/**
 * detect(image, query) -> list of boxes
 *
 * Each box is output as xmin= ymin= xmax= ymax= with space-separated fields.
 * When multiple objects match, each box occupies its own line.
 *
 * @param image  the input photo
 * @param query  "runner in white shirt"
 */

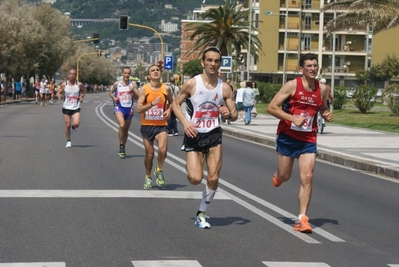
xmin=171 ymin=46 xmax=237 ymax=229
xmin=56 ymin=69 xmax=85 ymax=148
xmin=109 ymin=67 xmax=139 ymax=157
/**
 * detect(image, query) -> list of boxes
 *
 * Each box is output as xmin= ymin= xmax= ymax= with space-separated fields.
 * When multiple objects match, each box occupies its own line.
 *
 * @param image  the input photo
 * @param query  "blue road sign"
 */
xmin=221 ymin=56 xmax=232 ymax=68
xmin=164 ymin=56 xmax=173 ymax=70
xmin=220 ymin=56 xmax=232 ymax=73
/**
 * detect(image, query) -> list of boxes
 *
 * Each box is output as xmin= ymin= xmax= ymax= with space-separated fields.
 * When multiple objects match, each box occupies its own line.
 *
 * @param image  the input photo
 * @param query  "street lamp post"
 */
xmin=246 ymin=0 xmax=253 ymax=81
xmin=282 ymin=0 xmax=288 ymax=84
xmin=129 ymin=23 xmax=164 ymax=60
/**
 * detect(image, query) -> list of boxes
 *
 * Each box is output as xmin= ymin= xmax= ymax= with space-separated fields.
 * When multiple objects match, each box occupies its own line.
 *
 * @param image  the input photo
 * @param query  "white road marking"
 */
xmin=96 ymin=102 xmax=346 ymax=243
xmin=132 ymin=260 xmax=203 ymax=267
xmin=262 ymin=262 xmax=331 ymax=267
xmin=0 ymin=190 xmax=230 ymax=199
xmin=0 ymin=263 xmax=65 ymax=267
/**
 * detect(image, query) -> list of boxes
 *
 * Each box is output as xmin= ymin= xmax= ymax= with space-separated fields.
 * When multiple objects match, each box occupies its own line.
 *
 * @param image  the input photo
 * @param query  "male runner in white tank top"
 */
xmin=172 ymin=46 xmax=238 ymax=229
xmin=56 ymin=68 xmax=85 ymax=148
xmin=109 ymin=66 xmax=139 ymax=157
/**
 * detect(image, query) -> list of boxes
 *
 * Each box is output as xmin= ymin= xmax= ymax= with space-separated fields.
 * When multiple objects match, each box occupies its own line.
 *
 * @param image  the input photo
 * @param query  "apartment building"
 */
xmin=180 ymin=0 xmax=399 ymax=85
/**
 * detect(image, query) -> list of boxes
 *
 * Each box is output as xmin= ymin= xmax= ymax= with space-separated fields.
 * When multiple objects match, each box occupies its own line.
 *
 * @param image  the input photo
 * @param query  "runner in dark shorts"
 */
xmin=181 ymin=127 xmax=223 ymax=154
xmin=140 ymin=125 xmax=168 ymax=142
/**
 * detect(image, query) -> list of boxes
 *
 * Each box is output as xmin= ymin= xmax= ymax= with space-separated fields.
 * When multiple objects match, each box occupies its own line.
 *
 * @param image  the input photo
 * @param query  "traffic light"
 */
xmin=93 ymin=33 xmax=100 ymax=44
xmin=119 ymin=15 xmax=129 ymax=30
xmin=97 ymin=50 xmax=102 ymax=57
xmin=158 ymin=60 xmax=163 ymax=72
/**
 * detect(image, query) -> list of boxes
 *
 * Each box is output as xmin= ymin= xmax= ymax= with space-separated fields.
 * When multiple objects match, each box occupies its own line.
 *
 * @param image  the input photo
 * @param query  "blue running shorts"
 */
xmin=114 ymin=106 xmax=133 ymax=120
xmin=276 ymin=132 xmax=317 ymax=158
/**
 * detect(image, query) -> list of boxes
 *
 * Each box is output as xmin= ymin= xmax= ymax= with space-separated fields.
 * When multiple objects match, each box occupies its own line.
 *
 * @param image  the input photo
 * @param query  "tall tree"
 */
xmin=183 ymin=0 xmax=263 ymax=63
xmin=322 ymin=0 xmax=399 ymax=35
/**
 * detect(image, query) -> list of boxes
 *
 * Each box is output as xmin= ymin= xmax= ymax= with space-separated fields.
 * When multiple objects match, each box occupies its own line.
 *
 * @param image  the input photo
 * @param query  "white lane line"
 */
xmin=218 ymin=179 xmax=345 ymax=243
xmin=262 ymin=262 xmax=331 ymax=267
xmin=0 ymin=263 xmax=65 ymax=267
xmin=132 ymin=260 xmax=203 ymax=267
xmin=0 ymin=190 xmax=230 ymax=199
xmin=387 ymin=265 xmax=399 ymax=267
xmin=96 ymin=103 xmax=346 ymax=243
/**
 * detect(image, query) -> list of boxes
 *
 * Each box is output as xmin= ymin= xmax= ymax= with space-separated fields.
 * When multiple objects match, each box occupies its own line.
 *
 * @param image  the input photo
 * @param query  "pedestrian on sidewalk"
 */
xmin=251 ymin=81 xmax=260 ymax=117
xmin=172 ymin=46 xmax=238 ymax=229
xmin=235 ymin=81 xmax=245 ymax=122
xmin=267 ymin=53 xmax=332 ymax=233
xmin=7 ymin=84 xmax=13 ymax=99
xmin=56 ymin=69 xmax=85 ymax=148
xmin=243 ymin=81 xmax=255 ymax=125
xmin=109 ymin=66 xmax=139 ymax=157
xmin=136 ymin=64 xmax=173 ymax=189
xmin=14 ymin=80 xmax=21 ymax=100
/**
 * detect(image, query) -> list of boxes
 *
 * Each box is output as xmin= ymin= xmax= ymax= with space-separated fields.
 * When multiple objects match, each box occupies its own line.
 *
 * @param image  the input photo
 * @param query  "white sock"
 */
xmin=198 ymin=186 xmax=216 ymax=213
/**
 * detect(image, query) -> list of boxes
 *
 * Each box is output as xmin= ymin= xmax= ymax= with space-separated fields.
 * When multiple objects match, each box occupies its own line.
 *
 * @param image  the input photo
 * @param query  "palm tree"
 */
xmin=322 ymin=0 xmax=399 ymax=35
xmin=183 ymin=0 xmax=263 ymax=64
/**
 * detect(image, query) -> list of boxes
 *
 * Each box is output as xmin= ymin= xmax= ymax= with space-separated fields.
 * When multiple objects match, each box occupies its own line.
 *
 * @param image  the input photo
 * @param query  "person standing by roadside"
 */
xmin=235 ymin=81 xmax=245 ymax=122
xmin=167 ymin=76 xmax=180 ymax=136
xmin=56 ymin=69 xmax=85 ymax=148
xmin=267 ymin=53 xmax=332 ymax=233
xmin=172 ymin=46 xmax=238 ymax=229
xmin=7 ymin=84 xmax=13 ymax=99
xmin=251 ymin=81 xmax=260 ymax=117
xmin=109 ymin=66 xmax=139 ymax=157
xmin=136 ymin=64 xmax=173 ymax=189
xmin=242 ymin=81 xmax=255 ymax=125
xmin=14 ymin=79 xmax=21 ymax=100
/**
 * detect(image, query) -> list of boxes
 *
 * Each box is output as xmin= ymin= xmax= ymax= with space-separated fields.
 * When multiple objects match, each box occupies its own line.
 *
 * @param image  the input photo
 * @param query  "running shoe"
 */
xmin=174 ymin=132 xmax=179 ymax=136
xmin=118 ymin=146 xmax=126 ymax=158
xmin=71 ymin=126 xmax=77 ymax=137
xmin=168 ymin=132 xmax=173 ymax=136
xmin=294 ymin=215 xmax=312 ymax=233
xmin=65 ymin=141 xmax=71 ymax=148
xmin=272 ymin=171 xmax=282 ymax=187
xmin=195 ymin=213 xmax=211 ymax=229
xmin=143 ymin=177 xmax=152 ymax=190
xmin=154 ymin=167 xmax=165 ymax=187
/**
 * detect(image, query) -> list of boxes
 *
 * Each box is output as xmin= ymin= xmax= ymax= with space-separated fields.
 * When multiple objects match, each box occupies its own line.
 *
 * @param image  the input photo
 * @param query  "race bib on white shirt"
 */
xmin=145 ymin=105 xmax=164 ymax=120
xmin=290 ymin=110 xmax=315 ymax=132
xmin=193 ymin=110 xmax=220 ymax=130
xmin=118 ymin=91 xmax=132 ymax=107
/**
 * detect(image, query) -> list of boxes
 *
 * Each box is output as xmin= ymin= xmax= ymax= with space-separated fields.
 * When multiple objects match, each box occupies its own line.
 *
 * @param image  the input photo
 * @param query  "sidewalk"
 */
xmin=2 ymin=97 xmax=398 ymax=179
xmin=221 ymin=113 xmax=399 ymax=180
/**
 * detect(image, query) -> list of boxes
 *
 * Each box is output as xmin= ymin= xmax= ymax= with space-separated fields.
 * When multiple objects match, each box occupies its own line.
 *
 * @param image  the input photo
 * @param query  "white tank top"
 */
xmin=62 ymin=81 xmax=81 ymax=110
xmin=115 ymin=81 xmax=133 ymax=108
xmin=185 ymin=75 xmax=224 ymax=133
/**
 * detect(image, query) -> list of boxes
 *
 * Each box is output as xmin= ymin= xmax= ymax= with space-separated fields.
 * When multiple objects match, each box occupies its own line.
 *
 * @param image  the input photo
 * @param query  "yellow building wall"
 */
xmin=372 ymin=27 xmax=399 ymax=65
xmin=257 ymin=1 xmax=280 ymax=73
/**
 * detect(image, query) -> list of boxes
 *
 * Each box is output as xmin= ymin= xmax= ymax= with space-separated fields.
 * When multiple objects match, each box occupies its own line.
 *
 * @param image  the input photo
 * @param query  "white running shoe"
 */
xmin=71 ymin=127 xmax=76 ymax=137
xmin=65 ymin=141 xmax=71 ymax=148
xmin=195 ymin=213 xmax=211 ymax=229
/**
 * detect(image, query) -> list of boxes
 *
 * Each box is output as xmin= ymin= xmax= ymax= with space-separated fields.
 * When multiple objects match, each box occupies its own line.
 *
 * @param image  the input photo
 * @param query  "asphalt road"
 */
xmin=0 ymin=93 xmax=398 ymax=267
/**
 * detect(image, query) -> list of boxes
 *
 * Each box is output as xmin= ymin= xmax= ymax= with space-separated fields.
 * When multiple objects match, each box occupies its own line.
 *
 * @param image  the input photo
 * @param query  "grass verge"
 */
xmin=256 ymin=102 xmax=399 ymax=134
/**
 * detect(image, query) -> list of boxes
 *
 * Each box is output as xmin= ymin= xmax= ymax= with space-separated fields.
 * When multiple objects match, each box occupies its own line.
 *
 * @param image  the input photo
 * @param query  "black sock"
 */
xmin=72 ymin=125 xmax=75 ymax=130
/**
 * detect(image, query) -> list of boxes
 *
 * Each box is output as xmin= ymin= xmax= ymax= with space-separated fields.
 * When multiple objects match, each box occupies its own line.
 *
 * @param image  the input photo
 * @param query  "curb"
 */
xmin=222 ymin=127 xmax=399 ymax=180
